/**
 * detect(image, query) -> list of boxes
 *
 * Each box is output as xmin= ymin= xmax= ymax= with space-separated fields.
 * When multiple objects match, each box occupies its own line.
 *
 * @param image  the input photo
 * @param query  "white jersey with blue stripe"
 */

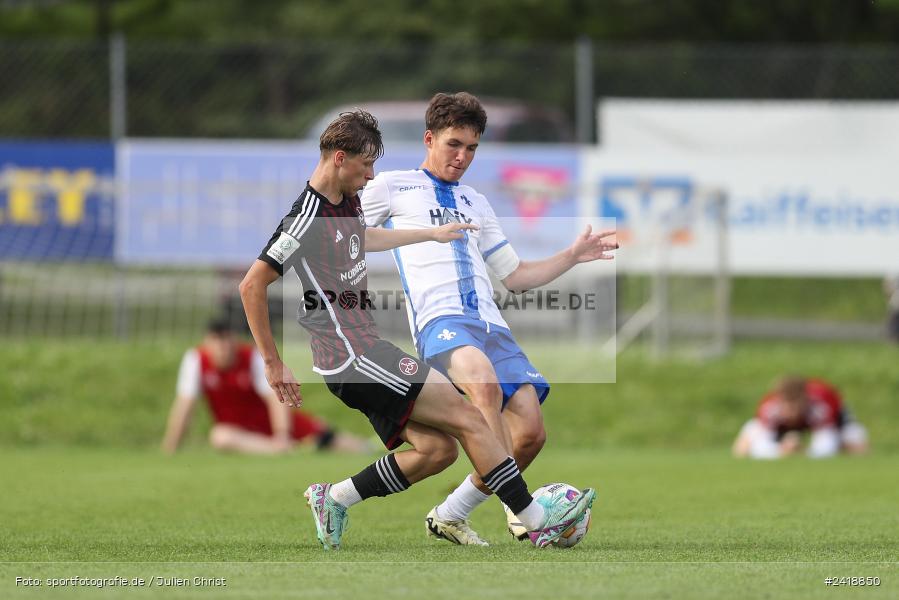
xmin=361 ymin=168 xmax=521 ymax=341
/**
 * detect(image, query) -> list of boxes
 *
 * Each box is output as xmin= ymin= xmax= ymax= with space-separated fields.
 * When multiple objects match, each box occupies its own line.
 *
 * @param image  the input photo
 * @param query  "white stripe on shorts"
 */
xmin=354 ymin=362 xmax=407 ymax=396
xmin=358 ymin=355 xmax=411 ymax=389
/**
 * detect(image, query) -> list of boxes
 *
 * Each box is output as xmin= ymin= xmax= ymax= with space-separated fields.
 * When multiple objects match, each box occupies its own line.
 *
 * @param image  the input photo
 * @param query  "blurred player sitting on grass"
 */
xmin=239 ymin=109 xmax=594 ymax=550
xmin=360 ymin=91 xmax=617 ymax=545
xmin=161 ymin=318 xmax=374 ymax=455
xmin=732 ymin=375 xmax=868 ymax=459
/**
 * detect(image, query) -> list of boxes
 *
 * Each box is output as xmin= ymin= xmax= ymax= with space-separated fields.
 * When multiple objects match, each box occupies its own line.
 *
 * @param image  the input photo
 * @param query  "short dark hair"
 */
xmin=206 ymin=318 xmax=232 ymax=335
xmin=425 ymin=92 xmax=487 ymax=135
xmin=319 ymin=109 xmax=384 ymax=160
xmin=775 ymin=375 xmax=808 ymax=405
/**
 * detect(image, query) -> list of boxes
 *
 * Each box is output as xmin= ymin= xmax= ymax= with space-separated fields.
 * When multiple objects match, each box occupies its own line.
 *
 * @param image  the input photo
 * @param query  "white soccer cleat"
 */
xmin=425 ymin=506 xmax=489 ymax=546
xmin=503 ymin=503 xmax=530 ymax=541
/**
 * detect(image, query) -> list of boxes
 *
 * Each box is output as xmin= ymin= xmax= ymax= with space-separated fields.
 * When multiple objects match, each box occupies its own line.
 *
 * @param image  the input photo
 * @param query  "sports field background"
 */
xmin=3 ymin=4 xmax=899 ymax=596
xmin=1 ymin=331 xmax=897 ymax=599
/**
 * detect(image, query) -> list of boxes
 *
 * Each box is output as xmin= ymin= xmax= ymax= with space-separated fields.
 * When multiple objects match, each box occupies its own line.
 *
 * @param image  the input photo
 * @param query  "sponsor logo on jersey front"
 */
xmin=266 ymin=232 xmax=300 ymax=264
xmin=437 ymin=329 xmax=457 ymax=341
xmin=340 ymin=259 xmax=367 ymax=284
xmin=398 ymin=357 xmax=419 ymax=376
xmin=429 ymin=207 xmax=473 ymax=226
xmin=349 ymin=234 xmax=360 ymax=259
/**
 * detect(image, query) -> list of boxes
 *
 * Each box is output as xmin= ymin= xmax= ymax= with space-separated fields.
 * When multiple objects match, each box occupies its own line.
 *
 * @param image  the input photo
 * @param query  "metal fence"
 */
xmin=1 ymin=39 xmax=894 ymax=342
xmin=3 ymin=39 xmax=899 ymax=140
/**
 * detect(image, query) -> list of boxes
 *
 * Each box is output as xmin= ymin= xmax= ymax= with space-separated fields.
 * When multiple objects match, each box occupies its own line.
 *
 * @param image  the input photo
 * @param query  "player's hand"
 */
xmin=272 ymin=434 xmax=293 ymax=453
xmin=264 ymin=358 xmax=303 ymax=408
xmin=779 ymin=431 xmax=802 ymax=456
xmin=569 ymin=225 xmax=618 ymax=263
xmin=431 ymin=222 xmax=479 ymax=243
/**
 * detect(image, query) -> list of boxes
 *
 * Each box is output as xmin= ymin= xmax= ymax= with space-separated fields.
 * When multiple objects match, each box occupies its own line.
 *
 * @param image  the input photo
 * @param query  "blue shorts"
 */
xmin=417 ymin=315 xmax=550 ymax=408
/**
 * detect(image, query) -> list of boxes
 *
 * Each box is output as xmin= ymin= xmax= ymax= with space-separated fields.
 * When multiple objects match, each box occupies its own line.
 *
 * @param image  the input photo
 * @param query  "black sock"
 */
xmin=350 ymin=453 xmax=411 ymax=500
xmin=482 ymin=456 xmax=531 ymax=514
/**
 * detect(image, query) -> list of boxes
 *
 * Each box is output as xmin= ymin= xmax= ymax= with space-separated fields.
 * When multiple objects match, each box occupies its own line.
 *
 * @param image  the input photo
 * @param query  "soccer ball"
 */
xmin=504 ymin=483 xmax=594 ymax=548
xmin=553 ymin=507 xmax=591 ymax=548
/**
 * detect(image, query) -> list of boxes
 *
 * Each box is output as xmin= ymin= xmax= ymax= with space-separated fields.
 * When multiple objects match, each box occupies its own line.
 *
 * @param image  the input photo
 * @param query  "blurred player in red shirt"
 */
xmin=162 ymin=319 xmax=373 ymax=455
xmin=732 ymin=376 xmax=868 ymax=459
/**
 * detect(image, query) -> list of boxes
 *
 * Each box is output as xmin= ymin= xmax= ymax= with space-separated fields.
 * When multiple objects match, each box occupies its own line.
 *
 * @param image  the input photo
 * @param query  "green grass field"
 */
xmin=1 ymin=448 xmax=896 ymax=599
xmin=1 ymin=339 xmax=897 ymax=598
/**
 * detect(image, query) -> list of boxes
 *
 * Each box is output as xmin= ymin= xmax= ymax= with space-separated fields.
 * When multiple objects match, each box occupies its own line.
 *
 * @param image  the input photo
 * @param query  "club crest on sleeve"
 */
xmin=267 ymin=232 xmax=300 ymax=264
xmin=398 ymin=357 xmax=418 ymax=376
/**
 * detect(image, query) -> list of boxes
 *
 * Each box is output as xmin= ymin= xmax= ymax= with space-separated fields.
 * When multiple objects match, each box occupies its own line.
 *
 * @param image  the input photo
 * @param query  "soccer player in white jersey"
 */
xmin=361 ymin=92 xmax=617 ymax=545
xmin=242 ymin=109 xmax=596 ymax=550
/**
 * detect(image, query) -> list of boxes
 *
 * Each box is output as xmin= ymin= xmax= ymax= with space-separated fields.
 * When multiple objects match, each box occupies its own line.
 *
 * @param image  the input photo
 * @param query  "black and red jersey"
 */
xmin=258 ymin=184 xmax=379 ymax=374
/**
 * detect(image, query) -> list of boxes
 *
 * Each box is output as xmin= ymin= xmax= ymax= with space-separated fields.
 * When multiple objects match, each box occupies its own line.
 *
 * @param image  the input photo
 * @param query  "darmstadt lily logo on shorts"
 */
xmin=398 ymin=357 xmax=418 ymax=376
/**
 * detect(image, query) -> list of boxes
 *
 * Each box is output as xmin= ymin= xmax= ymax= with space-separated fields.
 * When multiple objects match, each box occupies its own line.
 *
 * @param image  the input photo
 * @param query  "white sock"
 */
xmin=516 ymin=500 xmax=546 ymax=531
xmin=328 ymin=479 xmax=362 ymax=508
xmin=435 ymin=475 xmax=490 ymax=521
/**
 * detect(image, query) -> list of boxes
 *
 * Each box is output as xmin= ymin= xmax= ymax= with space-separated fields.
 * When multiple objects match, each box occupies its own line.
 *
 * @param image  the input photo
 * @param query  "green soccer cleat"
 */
xmin=304 ymin=483 xmax=349 ymax=550
xmin=528 ymin=487 xmax=596 ymax=549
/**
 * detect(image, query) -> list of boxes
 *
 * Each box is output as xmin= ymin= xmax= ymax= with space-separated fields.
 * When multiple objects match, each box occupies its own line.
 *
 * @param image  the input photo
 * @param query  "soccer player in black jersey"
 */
xmin=239 ymin=110 xmax=594 ymax=549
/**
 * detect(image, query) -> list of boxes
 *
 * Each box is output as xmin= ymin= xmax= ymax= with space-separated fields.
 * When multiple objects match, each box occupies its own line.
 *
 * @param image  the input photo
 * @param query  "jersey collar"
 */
xmin=421 ymin=168 xmax=459 ymax=187
xmin=306 ymin=181 xmax=347 ymax=206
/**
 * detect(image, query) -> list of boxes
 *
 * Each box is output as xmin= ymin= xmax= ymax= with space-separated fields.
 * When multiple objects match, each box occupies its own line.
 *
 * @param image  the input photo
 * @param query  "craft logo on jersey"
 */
xmin=429 ymin=207 xmax=473 ymax=226
xmin=349 ymin=234 xmax=360 ymax=259
xmin=437 ymin=329 xmax=457 ymax=341
xmin=398 ymin=357 xmax=418 ymax=376
xmin=335 ymin=230 xmax=343 ymax=243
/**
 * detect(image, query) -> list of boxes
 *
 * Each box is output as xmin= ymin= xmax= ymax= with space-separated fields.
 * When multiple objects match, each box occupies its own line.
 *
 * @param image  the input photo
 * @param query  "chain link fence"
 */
xmin=4 ymin=39 xmax=899 ymax=139
xmin=1 ymin=40 xmax=894 ymax=340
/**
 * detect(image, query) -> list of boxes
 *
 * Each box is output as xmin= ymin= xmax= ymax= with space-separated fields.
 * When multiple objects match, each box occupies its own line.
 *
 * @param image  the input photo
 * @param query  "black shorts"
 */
xmin=324 ymin=340 xmax=429 ymax=450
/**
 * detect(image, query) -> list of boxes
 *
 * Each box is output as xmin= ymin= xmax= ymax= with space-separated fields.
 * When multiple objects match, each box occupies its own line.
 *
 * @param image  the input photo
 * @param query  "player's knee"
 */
xmin=419 ymin=435 xmax=459 ymax=475
xmin=467 ymin=382 xmax=503 ymax=412
xmin=515 ymin=423 xmax=546 ymax=459
xmin=430 ymin=438 xmax=459 ymax=472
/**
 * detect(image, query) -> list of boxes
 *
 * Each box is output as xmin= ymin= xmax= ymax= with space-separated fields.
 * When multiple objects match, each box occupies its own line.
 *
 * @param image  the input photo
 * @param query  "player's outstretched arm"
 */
xmin=161 ymin=393 xmax=198 ymax=454
xmin=365 ymin=222 xmax=479 ymax=252
xmin=239 ymin=260 xmax=302 ymax=408
xmin=501 ymin=225 xmax=618 ymax=293
xmin=263 ymin=392 xmax=294 ymax=451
